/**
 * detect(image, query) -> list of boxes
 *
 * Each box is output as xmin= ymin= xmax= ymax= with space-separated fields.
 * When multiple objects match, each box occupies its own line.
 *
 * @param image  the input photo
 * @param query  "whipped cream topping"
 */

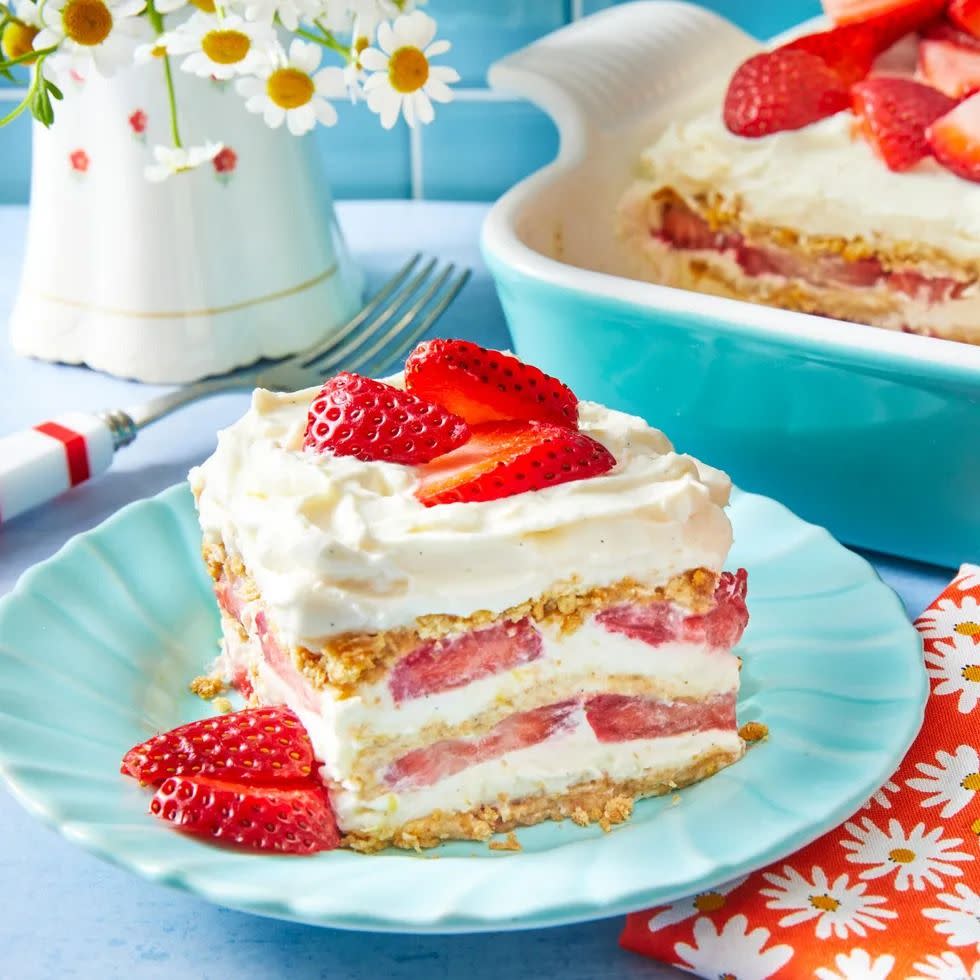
xmin=635 ymin=112 xmax=980 ymax=263
xmin=191 ymin=383 xmax=733 ymax=643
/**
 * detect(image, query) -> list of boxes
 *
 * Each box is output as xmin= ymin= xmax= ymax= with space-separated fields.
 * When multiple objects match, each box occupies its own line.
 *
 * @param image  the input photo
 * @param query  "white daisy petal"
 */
xmin=291 ymin=39 xmax=321 ymax=74
xmin=428 ymin=65 xmax=460 ymax=84
xmin=424 ymin=39 xmax=451 ymax=57
xmin=314 ymin=99 xmax=338 ymax=126
xmin=379 ymin=92 xmax=400 ymax=129
xmin=399 ymin=10 xmax=436 ymax=49
xmin=675 ymin=914 xmax=794 ymax=980
xmin=376 ymin=20 xmax=396 ymax=55
xmin=359 ymin=47 xmax=388 ymax=71
xmin=263 ymin=103 xmax=286 ymax=128
xmin=314 ymin=65 xmax=348 ymax=97
xmin=413 ymin=89 xmax=434 ymax=125
xmin=423 ymin=77 xmax=453 ymax=103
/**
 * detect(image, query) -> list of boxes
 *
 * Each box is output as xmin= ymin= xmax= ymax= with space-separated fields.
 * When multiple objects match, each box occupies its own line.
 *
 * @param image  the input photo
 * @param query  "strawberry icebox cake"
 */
xmin=121 ymin=340 xmax=751 ymax=854
xmin=618 ymin=0 xmax=980 ymax=345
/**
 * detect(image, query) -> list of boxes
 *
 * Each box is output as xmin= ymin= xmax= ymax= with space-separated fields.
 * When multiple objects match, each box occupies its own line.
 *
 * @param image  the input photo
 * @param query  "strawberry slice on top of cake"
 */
xmin=123 ymin=340 xmax=750 ymax=854
xmin=618 ymin=0 xmax=980 ymax=345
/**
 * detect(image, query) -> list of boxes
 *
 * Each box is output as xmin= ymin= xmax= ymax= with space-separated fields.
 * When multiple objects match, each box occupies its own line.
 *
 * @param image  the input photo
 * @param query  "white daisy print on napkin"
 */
xmin=674 ymin=914 xmax=794 ymax=980
xmin=916 ymin=594 xmax=980 ymax=645
xmin=910 ymin=951 xmax=980 ymax=980
xmin=840 ymin=817 xmax=973 ymax=891
xmin=925 ymin=633 xmax=980 ymax=715
xmin=923 ymin=883 xmax=980 ymax=950
xmin=953 ymin=566 xmax=980 ymax=593
xmin=906 ymin=745 xmax=980 ymax=818
xmin=814 ymin=948 xmax=896 ymax=980
xmin=646 ymin=876 xmax=748 ymax=932
xmin=760 ymin=865 xmax=897 ymax=940
xmin=861 ymin=779 xmax=900 ymax=812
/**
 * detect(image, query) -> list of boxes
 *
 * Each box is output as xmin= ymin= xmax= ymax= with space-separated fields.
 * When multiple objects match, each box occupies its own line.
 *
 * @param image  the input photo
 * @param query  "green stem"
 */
xmin=0 ymin=43 xmax=58 ymax=71
xmin=0 ymin=52 xmax=45 ymax=126
xmin=146 ymin=0 xmax=181 ymax=147
xmin=314 ymin=21 xmax=351 ymax=58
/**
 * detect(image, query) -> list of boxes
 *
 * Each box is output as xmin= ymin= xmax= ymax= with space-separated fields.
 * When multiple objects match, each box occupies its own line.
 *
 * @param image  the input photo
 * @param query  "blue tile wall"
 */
xmin=0 ymin=1 xmax=823 ymax=205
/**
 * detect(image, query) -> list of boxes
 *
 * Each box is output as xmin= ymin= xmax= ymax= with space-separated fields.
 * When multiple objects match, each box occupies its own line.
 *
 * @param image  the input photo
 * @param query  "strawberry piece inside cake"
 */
xmin=618 ymin=0 xmax=980 ymax=345
xmin=186 ymin=340 xmax=749 ymax=851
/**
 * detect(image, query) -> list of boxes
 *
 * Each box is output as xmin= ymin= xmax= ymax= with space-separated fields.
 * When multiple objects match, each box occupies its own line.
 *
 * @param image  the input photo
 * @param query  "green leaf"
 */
xmin=46 ymin=79 xmax=63 ymax=101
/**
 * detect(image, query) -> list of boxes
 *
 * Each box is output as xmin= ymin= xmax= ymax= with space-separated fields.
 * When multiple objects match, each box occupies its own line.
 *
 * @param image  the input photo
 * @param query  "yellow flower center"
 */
xmin=693 ymin=891 xmax=727 ymax=913
xmin=354 ymin=35 xmax=369 ymax=55
xmin=962 ymin=773 xmax=980 ymax=792
xmin=266 ymin=67 xmax=314 ymax=109
xmin=1 ymin=21 xmax=39 ymax=61
xmin=388 ymin=45 xmax=428 ymax=93
xmin=957 ymin=620 xmax=980 ymax=638
xmin=201 ymin=29 xmax=250 ymax=65
xmin=963 ymin=664 xmax=980 ymax=681
xmin=809 ymin=894 xmax=840 ymax=912
xmin=61 ymin=0 xmax=113 ymax=46
xmin=971 ymin=817 xmax=980 ymax=835
xmin=189 ymin=0 xmax=215 ymax=11
xmin=889 ymin=847 xmax=916 ymax=864
xmin=150 ymin=43 xmax=166 ymax=58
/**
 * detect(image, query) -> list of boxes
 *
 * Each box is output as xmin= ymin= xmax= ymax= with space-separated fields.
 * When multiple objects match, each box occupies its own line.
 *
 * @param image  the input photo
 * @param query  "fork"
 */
xmin=0 ymin=255 xmax=470 ymax=525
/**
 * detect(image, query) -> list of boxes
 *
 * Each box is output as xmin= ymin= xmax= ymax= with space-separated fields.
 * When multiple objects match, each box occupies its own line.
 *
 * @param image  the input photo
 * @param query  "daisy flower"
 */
xmin=840 ymin=817 xmax=973 ymax=891
xmin=861 ymin=779 xmax=899 ymax=811
xmin=925 ymin=633 xmax=980 ymax=714
xmin=646 ymin=876 xmax=749 ymax=932
xmin=911 ymin=952 xmax=980 ymax=980
xmin=360 ymin=9 xmax=458 ymax=128
xmin=34 ymin=0 xmax=145 ymax=79
xmin=916 ymin=595 xmax=980 ymax=644
xmin=923 ymin=883 xmax=980 ymax=949
xmin=674 ymin=914 xmax=794 ymax=980
xmin=162 ymin=12 xmax=275 ymax=81
xmin=145 ymin=141 xmax=223 ymax=181
xmin=954 ymin=565 xmax=980 ymax=593
xmin=815 ymin=948 xmax=896 ymax=980
xmin=907 ymin=744 xmax=980 ymax=818
xmin=760 ymin=865 xmax=896 ymax=940
xmin=236 ymin=39 xmax=346 ymax=135
xmin=240 ymin=0 xmax=320 ymax=32
xmin=1 ymin=1 xmax=42 ymax=62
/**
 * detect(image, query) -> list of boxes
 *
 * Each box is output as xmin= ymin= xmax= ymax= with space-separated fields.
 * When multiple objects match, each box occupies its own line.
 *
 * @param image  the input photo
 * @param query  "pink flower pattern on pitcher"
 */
xmin=213 ymin=146 xmax=237 ymax=184
xmin=69 ymin=149 xmax=89 ymax=175
xmin=128 ymin=109 xmax=147 ymax=143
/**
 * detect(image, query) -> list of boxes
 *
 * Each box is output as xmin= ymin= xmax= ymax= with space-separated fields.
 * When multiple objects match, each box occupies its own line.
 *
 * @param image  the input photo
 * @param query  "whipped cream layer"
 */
xmin=191 ymin=385 xmax=733 ymax=643
xmin=632 ymin=112 xmax=980 ymax=263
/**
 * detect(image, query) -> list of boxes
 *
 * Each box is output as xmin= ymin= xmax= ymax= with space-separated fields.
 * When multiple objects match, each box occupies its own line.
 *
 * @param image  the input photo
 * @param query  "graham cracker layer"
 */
xmin=342 ymin=743 xmax=744 ymax=852
xmin=624 ymin=187 xmax=980 ymax=345
xmin=203 ymin=540 xmax=719 ymax=693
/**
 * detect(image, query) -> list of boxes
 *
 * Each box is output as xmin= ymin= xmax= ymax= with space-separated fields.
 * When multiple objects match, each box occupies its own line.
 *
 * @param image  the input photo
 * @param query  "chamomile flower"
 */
xmin=163 ymin=12 xmax=275 ymax=81
xmin=240 ymin=0 xmax=320 ymax=32
xmin=646 ymin=876 xmax=749 ymax=932
xmin=360 ymin=10 xmax=457 ymax=128
xmin=911 ymin=952 xmax=980 ymax=980
xmin=236 ymin=39 xmax=346 ymax=135
xmin=814 ymin=949 xmax=896 ymax=980
xmin=674 ymin=915 xmax=794 ymax=980
xmin=923 ymin=883 xmax=980 ymax=949
xmin=954 ymin=565 xmax=980 ymax=592
xmin=907 ymin=744 xmax=980 ymax=818
xmin=145 ymin=141 xmax=223 ymax=182
xmin=35 ymin=0 xmax=146 ymax=79
xmin=1 ymin=2 xmax=42 ymax=62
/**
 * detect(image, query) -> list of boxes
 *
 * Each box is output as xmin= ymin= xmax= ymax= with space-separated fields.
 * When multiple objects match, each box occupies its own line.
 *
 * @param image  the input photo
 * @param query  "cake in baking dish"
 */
xmin=618 ymin=0 xmax=980 ymax=346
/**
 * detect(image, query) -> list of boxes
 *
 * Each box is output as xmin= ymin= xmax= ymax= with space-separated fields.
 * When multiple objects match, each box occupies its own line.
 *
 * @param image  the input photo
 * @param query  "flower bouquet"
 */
xmin=0 ymin=0 xmax=458 ymax=178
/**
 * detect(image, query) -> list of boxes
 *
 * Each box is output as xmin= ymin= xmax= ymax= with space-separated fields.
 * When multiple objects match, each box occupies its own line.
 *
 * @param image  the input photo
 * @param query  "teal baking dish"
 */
xmin=482 ymin=1 xmax=980 ymax=567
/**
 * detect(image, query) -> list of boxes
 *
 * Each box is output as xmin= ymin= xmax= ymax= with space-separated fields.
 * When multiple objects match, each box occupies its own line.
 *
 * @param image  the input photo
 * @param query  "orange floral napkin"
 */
xmin=621 ymin=564 xmax=980 ymax=979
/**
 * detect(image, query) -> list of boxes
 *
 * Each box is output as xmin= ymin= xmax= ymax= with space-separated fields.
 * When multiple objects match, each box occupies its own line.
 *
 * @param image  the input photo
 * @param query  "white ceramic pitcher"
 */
xmin=9 ymin=62 xmax=363 ymax=383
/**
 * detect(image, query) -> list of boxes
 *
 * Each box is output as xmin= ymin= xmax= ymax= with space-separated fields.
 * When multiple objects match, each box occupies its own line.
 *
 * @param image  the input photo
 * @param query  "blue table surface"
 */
xmin=0 ymin=202 xmax=955 ymax=979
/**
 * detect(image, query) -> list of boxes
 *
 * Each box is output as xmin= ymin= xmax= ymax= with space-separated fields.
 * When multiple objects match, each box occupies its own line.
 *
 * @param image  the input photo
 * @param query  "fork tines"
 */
xmin=300 ymin=255 xmax=471 ymax=380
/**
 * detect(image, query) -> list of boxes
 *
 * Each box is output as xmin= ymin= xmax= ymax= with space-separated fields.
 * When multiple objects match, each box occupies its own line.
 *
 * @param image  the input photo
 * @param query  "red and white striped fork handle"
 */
xmin=0 ymin=413 xmax=115 ymax=524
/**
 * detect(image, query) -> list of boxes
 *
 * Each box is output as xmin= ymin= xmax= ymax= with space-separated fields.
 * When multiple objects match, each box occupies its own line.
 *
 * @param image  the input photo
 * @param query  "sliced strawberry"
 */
xmin=389 ymin=618 xmax=543 ymax=703
xmin=150 ymin=774 xmax=340 ymax=853
xmin=121 ymin=706 xmax=316 ymax=787
xmin=384 ymin=699 xmax=579 ymax=791
xmin=659 ymin=201 xmax=735 ymax=250
xmin=723 ymin=50 xmax=851 ymax=138
xmin=823 ymin=0 xmax=944 ymax=30
xmin=404 ymin=339 xmax=579 ymax=429
xmin=230 ymin=667 xmax=254 ymax=701
xmin=921 ymin=14 xmax=980 ymax=50
xmin=781 ymin=24 xmax=883 ymax=86
xmin=917 ymin=38 xmax=980 ymax=98
xmin=414 ymin=420 xmax=615 ymax=507
xmin=949 ymin=0 xmax=980 ymax=39
xmin=584 ymin=692 xmax=737 ymax=743
xmin=303 ymin=372 xmax=469 ymax=465
xmin=596 ymin=570 xmax=749 ymax=650
xmin=928 ymin=90 xmax=980 ymax=180
xmin=851 ymin=77 xmax=955 ymax=170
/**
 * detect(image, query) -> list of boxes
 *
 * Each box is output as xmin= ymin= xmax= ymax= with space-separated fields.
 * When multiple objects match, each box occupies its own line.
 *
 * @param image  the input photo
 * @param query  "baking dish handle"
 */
xmin=487 ymin=0 xmax=759 ymax=163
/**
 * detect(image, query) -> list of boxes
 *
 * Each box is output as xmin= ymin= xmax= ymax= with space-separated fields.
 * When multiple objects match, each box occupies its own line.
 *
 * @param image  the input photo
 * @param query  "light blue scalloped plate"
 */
xmin=0 ymin=483 xmax=925 ymax=933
